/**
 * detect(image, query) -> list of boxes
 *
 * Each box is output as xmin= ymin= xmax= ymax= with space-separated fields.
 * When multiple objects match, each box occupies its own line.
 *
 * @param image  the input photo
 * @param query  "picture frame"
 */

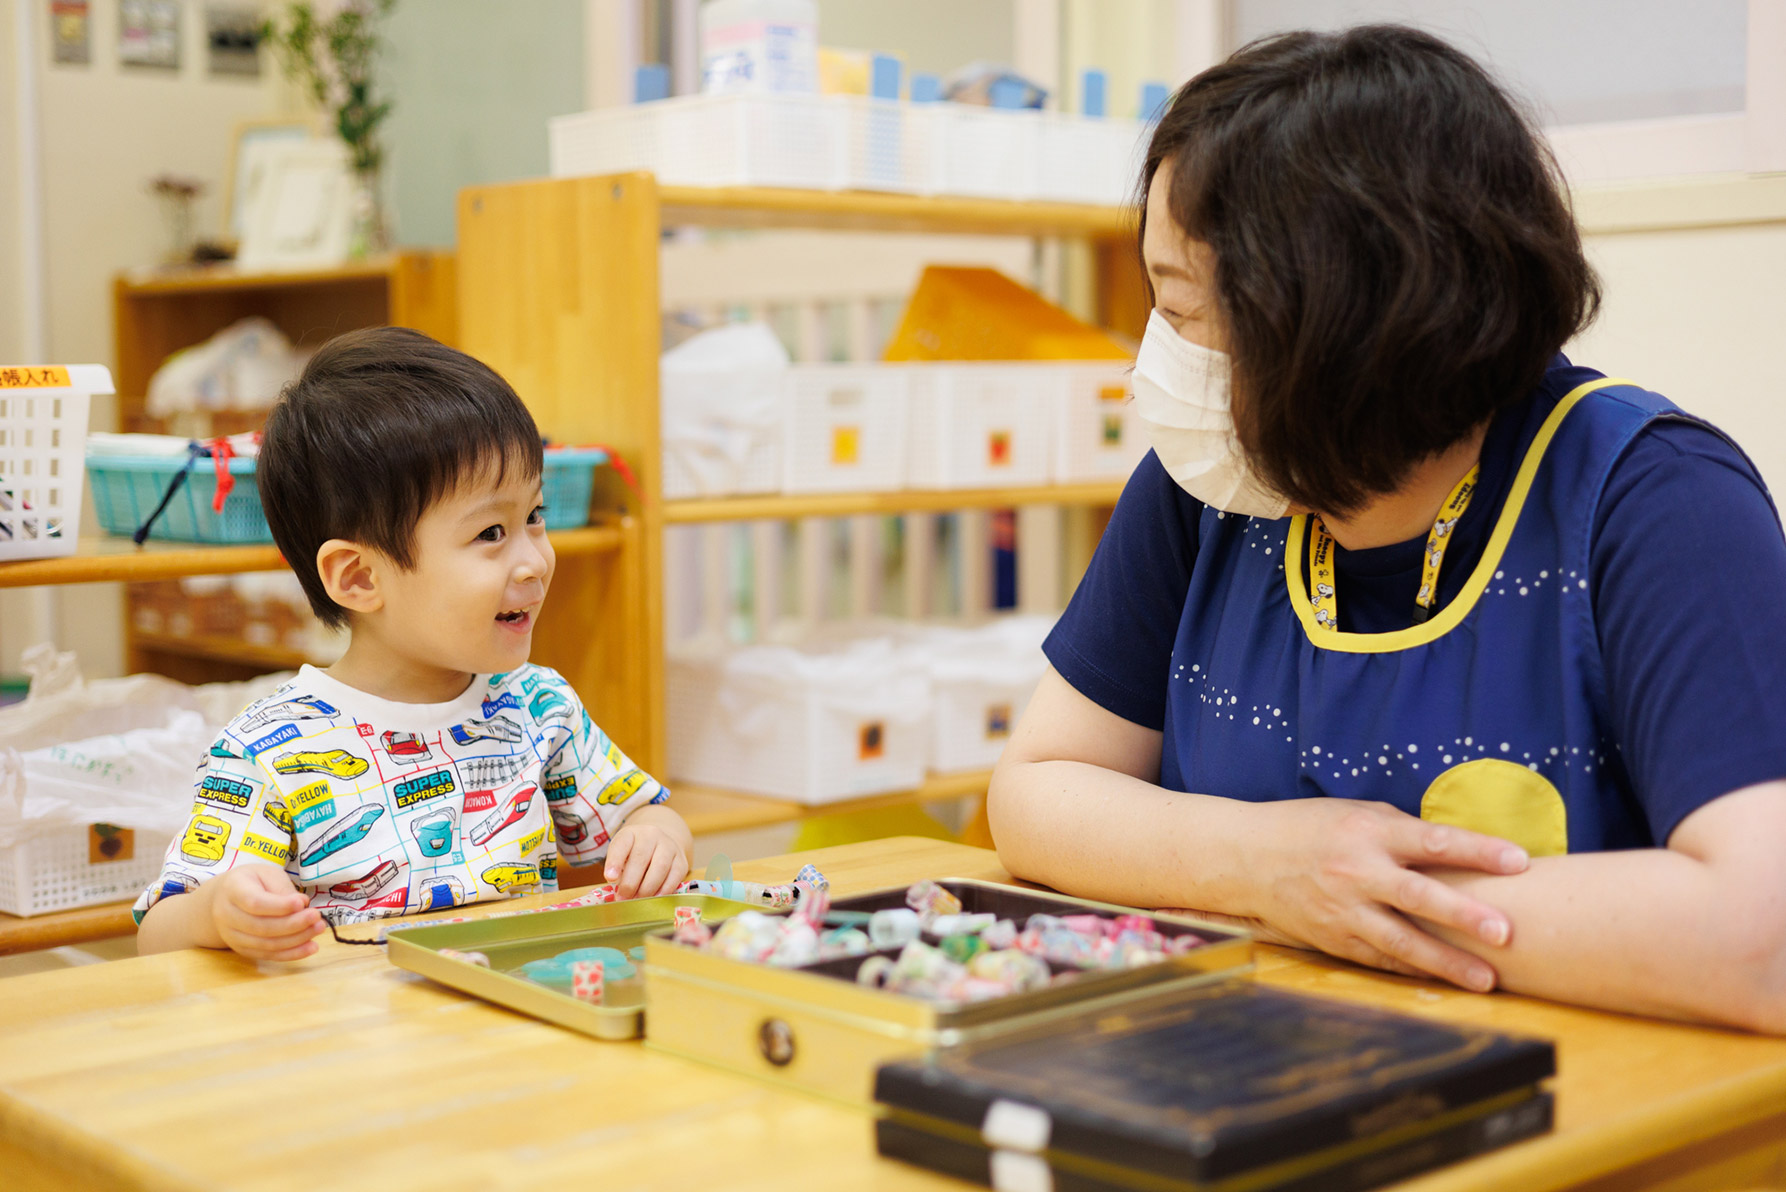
xmin=221 ymin=117 xmax=320 ymax=246
xmin=235 ymin=137 xmax=355 ymax=272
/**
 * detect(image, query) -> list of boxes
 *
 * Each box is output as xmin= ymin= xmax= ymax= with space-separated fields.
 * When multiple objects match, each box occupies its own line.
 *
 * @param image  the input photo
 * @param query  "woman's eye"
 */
xmin=476 ymin=524 xmax=505 ymax=543
xmin=528 ymin=505 xmax=547 ymax=525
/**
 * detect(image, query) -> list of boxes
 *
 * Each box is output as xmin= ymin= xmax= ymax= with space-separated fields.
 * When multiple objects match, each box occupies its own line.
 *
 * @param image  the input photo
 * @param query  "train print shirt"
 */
xmin=132 ymin=664 xmax=667 ymax=924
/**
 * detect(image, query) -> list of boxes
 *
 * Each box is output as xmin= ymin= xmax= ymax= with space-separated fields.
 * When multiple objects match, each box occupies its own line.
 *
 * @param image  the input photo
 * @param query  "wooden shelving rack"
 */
xmin=456 ymin=173 xmax=1145 ymax=789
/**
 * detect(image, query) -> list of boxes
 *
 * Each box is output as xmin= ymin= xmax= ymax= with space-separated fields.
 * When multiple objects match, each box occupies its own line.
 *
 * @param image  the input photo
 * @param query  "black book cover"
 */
xmin=876 ymin=1090 xmax=1554 ymax=1192
xmin=874 ymin=982 xmax=1555 ymax=1184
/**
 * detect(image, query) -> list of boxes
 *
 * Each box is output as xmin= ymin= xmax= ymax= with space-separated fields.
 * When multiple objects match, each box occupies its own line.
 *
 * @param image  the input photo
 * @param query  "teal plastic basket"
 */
xmin=86 ymin=446 xmax=610 ymax=543
xmin=540 ymin=447 xmax=608 ymax=529
xmin=85 ymin=453 xmax=272 ymax=544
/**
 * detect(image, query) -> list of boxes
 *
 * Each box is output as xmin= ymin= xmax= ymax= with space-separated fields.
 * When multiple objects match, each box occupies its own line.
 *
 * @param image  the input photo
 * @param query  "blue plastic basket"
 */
xmin=85 ymin=453 xmax=272 ymax=544
xmin=540 ymin=447 xmax=609 ymax=530
xmin=86 ymin=446 xmax=611 ymax=544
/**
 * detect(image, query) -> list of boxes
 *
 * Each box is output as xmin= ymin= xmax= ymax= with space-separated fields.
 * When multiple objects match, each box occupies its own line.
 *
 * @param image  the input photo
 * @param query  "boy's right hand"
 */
xmin=209 ymin=864 xmax=326 ymax=961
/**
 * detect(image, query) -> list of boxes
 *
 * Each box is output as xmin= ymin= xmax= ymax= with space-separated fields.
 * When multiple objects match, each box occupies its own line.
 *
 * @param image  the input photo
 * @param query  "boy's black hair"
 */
xmin=257 ymin=327 xmax=543 ymax=628
xmin=1140 ymin=24 xmax=1601 ymax=516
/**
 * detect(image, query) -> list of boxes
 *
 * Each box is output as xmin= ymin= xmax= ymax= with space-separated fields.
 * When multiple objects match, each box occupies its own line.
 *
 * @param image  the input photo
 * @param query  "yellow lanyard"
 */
xmin=1307 ymin=465 xmax=1479 ymax=632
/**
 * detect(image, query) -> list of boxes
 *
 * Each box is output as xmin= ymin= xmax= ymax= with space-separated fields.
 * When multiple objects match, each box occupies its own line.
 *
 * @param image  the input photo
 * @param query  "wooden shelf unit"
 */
xmin=113 ymin=251 xmax=458 ymax=433
xmin=458 ymin=174 xmax=1147 ymax=782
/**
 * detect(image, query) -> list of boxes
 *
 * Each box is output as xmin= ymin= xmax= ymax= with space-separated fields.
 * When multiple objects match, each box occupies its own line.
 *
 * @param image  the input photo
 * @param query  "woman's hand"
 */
xmin=209 ymin=864 xmax=326 ymax=962
xmin=1241 ymin=799 xmax=1529 ymax=990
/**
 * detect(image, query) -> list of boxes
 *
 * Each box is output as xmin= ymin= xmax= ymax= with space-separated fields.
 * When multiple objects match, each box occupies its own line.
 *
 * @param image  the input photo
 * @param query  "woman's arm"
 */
xmin=990 ymin=669 xmax=1528 ymax=991
xmin=1421 ymin=780 xmax=1786 ymax=1031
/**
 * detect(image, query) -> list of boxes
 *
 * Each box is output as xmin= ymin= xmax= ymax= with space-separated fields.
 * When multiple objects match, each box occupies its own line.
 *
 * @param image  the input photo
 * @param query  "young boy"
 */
xmin=136 ymin=327 xmax=690 ymax=962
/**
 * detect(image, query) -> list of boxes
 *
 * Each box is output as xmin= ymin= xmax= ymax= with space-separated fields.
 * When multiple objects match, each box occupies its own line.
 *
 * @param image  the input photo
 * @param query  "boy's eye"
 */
xmin=476 ymin=524 xmax=505 ymax=543
xmin=528 ymin=505 xmax=547 ymax=525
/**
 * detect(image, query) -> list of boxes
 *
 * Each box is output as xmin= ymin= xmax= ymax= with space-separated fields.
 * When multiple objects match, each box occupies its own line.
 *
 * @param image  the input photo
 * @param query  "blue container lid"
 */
xmin=85 ymin=452 xmax=259 ymax=474
xmin=542 ymin=447 xmax=609 ymax=466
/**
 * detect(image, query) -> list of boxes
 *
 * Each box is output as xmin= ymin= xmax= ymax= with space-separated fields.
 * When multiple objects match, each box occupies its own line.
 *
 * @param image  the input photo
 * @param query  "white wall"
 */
xmin=0 ymin=0 xmax=288 ymax=681
xmin=37 ymin=0 xmax=285 ymax=366
xmin=0 ymin=1 xmax=25 ymax=366
xmin=1573 ymin=202 xmax=1786 ymax=495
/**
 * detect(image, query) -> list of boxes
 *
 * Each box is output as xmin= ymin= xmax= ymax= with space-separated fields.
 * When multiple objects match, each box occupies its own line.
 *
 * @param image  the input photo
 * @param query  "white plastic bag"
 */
xmin=145 ymin=316 xmax=310 ymax=415
xmin=0 ymin=645 xmax=293 ymax=846
xmin=661 ymin=322 xmax=789 ymax=496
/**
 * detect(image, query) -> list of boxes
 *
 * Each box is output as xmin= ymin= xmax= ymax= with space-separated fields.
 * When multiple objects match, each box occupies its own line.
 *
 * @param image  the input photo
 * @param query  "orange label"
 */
xmin=0 ymin=367 xmax=71 ymax=389
xmin=1097 ymin=383 xmax=1127 ymax=404
xmin=831 ymin=426 xmax=861 ymax=466
xmin=88 ymin=823 xmax=135 ymax=864
xmin=987 ymin=430 xmax=1012 ymax=467
xmin=858 ymin=721 xmax=885 ymax=761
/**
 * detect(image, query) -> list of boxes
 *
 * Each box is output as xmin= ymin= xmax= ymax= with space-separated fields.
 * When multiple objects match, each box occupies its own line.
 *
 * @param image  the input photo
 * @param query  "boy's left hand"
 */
xmin=606 ymin=823 xmax=690 ymax=898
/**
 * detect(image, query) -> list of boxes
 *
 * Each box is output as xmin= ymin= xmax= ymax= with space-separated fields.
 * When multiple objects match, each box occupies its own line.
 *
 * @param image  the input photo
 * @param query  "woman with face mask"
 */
xmin=988 ymin=25 xmax=1786 ymax=1032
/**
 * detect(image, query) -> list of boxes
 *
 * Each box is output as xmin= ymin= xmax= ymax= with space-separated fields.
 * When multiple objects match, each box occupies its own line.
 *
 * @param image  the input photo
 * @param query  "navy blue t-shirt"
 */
xmin=1045 ymin=367 xmax=1786 ymax=844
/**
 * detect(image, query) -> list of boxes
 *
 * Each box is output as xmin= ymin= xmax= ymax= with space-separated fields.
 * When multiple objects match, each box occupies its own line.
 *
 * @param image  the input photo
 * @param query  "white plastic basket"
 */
xmin=667 ymin=639 xmax=931 ymax=803
xmin=1054 ymin=360 xmax=1148 ymax=482
xmin=906 ymin=363 xmax=1056 ymax=490
xmin=935 ymin=105 xmax=1041 ymax=200
xmin=1036 ymin=114 xmax=1147 ymax=206
xmin=551 ymin=92 xmax=844 ymax=190
xmin=0 ymin=365 xmax=111 ymax=562
xmin=0 ymin=826 xmax=171 ymax=916
xmin=837 ymin=95 xmax=935 ymax=193
xmin=783 ymin=363 xmax=909 ymax=493
xmin=909 ymin=616 xmax=1051 ymax=774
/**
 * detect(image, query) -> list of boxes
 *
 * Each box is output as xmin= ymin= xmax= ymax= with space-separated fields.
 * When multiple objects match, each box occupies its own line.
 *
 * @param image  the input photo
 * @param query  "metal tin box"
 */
xmin=386 ymin=894 xmax=752 ymax=1040
xmin=642 ymin=879 xmax=1254 ymax=1105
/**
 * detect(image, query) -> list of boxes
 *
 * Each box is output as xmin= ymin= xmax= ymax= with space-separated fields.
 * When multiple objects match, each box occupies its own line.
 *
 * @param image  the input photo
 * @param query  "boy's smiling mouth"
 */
xmin=496 ymin=605 xmax=536 ymax=630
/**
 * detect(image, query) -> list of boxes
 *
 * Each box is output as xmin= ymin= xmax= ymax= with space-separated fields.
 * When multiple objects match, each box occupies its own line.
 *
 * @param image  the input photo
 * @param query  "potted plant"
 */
xmin=260 ymin=0 xmax=397 ymax=257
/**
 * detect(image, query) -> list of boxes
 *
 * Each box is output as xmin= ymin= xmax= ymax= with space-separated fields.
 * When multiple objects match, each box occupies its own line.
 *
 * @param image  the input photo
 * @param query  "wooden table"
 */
xmin=2 ymin=838 xmax=1783 ymax=1191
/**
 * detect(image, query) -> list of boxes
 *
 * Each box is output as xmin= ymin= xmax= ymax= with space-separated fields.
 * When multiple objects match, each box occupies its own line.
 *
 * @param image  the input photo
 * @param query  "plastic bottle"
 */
xmin=698 ymin=0 xmax=819 ymax=94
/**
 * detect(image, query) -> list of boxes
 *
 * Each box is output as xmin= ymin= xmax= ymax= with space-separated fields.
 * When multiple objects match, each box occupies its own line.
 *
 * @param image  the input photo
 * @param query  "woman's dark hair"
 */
xmin=1141 ymin=25 xmax=1600 ymax=514
xmin=258 ymin=326 xmax=543 ymax=628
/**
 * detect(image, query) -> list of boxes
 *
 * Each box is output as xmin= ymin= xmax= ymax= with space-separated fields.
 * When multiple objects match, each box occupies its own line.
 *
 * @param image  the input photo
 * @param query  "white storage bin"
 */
xmin=1054 ymin=360 xmax=1148 ymax=482
xmin=837 ymin=95 xmax=935 ymax=193
xmin=912 ymin=616 xmax=1051 ymax=774
xmin=934 ymin=105 xmax=1041 ymax=200
xmin=550 ymin=93 xmax=843 ymax=190
xmin=0 ymin=826 xmax=172 ymax=916
xmin=667 ymin=638 xmax=931 ymax=803
xmin=906 ymin=363 xmax=1055 ymax=490
xmin=782 ymin=363 xmax=909 ymax=493
xmin=660 ymin=323 xmax=787 ymax=499
xmin=0 ymin=365 xmax=111 ymax=562
xmin=1036 ymin=114 xmax=1147 ymax=206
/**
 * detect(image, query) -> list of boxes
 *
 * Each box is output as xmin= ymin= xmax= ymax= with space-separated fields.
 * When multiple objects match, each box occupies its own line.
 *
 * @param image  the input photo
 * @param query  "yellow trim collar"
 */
xmin=1284 ymin=377 xmax=1632 ymax=654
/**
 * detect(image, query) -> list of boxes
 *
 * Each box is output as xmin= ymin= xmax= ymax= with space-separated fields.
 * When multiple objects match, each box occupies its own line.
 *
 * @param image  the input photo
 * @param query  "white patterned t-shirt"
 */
xmin=132 ymin=664 xmax=666 ymax=924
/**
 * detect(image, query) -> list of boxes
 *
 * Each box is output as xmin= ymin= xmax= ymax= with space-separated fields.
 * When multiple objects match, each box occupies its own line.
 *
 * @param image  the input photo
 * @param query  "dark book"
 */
xmin=874 ymin=982 xmax=1555 ymax=1187
xmin=877 ymin=1090 xmax=1554 ymax=1192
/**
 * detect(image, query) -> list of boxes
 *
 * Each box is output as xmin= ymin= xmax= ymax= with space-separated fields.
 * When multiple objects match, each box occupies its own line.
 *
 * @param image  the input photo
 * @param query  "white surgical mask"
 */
xmin=1130 ymin=310 xmax=1290 ymax=519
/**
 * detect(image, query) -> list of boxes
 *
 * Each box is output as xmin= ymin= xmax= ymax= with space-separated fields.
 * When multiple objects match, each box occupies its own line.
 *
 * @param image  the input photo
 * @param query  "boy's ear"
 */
xmin=316 ymin=539 xmax=383 ymax=616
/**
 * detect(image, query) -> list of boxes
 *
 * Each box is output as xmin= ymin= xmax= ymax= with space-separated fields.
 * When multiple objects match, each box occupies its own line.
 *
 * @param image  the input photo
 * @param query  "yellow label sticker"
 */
xmin=831 ymin=425 xmax=861 ymax=466
xmin=288 ymin=780 xmax=333 ymax=812
xmin=88 ymin=823 xmax=135 ymax=864
xmin=519 ymin=826 xmax=546 ymax=856
xmin=0 ymin=366 xmax=70 ymax=389
xmin=1097 ymin=383 xmax=1127 ymax=404
xmin=240 ymin=832 xmax=293 ymax=865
